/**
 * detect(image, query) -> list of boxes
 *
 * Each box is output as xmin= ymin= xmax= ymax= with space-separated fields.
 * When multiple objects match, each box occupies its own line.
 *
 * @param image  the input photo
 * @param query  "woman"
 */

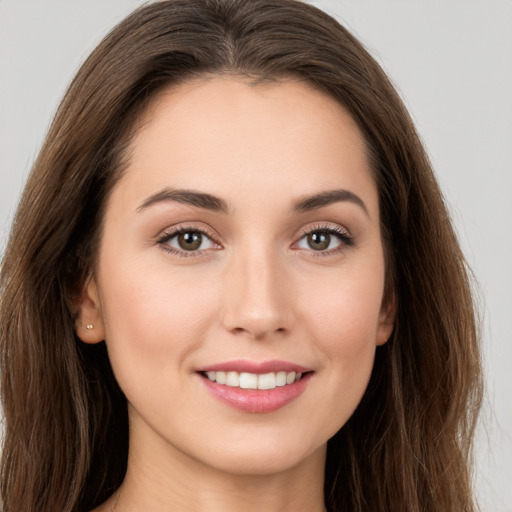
xmin=0 ymin=1 xmax=482 ymax=511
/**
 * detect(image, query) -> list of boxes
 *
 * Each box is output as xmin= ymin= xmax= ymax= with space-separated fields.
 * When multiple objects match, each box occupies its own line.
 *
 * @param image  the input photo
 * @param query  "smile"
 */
xmin=204 ymin=370 xmax=302 ymax=390
xmin=198 ymin=360 xmax=313 ymax=413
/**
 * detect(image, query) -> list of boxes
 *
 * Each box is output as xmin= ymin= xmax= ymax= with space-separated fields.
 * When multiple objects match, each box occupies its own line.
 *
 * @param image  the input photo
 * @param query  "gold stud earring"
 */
xmin=86 ymin=324 xmax=94 ymax=330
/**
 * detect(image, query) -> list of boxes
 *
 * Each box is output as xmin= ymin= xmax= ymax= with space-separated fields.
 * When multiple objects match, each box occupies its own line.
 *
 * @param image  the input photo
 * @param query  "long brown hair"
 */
xmin=0 ymin=1 xmax=482 ymax=511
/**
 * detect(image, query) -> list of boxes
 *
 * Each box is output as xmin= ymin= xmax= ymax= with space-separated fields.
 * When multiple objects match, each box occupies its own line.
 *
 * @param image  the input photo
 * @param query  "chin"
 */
xmin=205 ymin=441 xmax=326 ymax=477
xmin=180 ymin=423 xmax=331 ymax=478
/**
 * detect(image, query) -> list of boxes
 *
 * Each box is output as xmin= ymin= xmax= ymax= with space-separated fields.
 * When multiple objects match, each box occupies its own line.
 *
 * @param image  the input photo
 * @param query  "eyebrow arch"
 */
xmin=292 ymin=189 xmax=369 ymax=217
xmin=137 ymin=188 xmax=229 ymax=214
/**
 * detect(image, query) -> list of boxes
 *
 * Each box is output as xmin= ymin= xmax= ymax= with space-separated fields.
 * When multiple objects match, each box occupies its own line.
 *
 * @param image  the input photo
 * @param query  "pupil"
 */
xmin=308 ymin=232 xmax=330 ymax=250
xmin=178 ymin=231 xmax=202 ymax=250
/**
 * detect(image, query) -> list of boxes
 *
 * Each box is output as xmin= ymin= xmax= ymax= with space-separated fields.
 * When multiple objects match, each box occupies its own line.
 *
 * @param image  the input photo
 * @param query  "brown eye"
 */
xmin=307 ymin=232 xmax=330 ymax=251
xmin=160 ymin=228 xmax=218 ymax=255
xmin=177 ymin=231 xmax=203 ymax=251
xmin=295 ymin=227 xmax=352 ymax=253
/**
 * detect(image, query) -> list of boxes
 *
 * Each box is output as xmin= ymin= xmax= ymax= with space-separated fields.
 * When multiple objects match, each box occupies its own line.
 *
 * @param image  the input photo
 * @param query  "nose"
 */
xmin=221 ymin=246 xmax=295 ymax=341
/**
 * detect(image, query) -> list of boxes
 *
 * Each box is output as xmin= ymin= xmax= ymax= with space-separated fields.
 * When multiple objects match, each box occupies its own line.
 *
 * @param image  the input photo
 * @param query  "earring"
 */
xmin=86 ymin=324 xmax=94 ymax=330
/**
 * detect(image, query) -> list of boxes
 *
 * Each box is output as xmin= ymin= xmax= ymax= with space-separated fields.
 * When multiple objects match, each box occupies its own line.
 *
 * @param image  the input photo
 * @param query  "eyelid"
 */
xmin=292 ymin=222 xmax=354 ymax=254
xmin=154 ymin=221 xmax=354 ymax=258
xmin=156 ymin=223 xmax=222 ymax=257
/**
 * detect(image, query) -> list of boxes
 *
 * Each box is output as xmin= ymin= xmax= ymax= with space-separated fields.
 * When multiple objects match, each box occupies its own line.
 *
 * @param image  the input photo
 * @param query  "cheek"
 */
xmin=305 ymin=265 xmax=384 ymax=334
xmin=97 ymin=257 xmax=219 ymax=377
xmin=304 ymin=275 xmax=383 ymax=432
xmin=301 ymin=262 xmax=385 ymax=379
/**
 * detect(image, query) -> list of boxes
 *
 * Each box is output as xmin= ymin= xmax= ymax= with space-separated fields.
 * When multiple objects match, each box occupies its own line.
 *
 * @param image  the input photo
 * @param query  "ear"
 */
xmin=376 ymin=292 xmax=396 ymax=346
xmin=75 ymin=275 xmax=106 ymax=344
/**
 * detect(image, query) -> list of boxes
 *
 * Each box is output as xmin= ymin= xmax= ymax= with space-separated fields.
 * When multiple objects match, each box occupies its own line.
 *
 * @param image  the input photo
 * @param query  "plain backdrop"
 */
xmin=1 ymin=1 xmax=511 ymax=510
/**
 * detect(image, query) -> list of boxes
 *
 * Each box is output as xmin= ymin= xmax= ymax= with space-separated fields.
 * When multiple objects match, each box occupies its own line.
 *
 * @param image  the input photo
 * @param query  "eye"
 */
xmin=295 ymin=226 xmax=354 ymax=253
xmin=158 ymin=227 xmax=220 ymax=256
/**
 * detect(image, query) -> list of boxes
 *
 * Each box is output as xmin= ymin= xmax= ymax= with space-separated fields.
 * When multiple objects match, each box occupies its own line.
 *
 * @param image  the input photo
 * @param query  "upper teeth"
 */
xmin=205 ymin=371 xmax=301 ymax=390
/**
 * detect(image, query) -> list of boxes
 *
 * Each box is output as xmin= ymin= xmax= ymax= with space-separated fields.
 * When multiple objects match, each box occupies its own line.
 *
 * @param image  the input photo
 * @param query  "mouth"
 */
xmin=197 ymin=360 xmax=313 ymax=413
xmin=201 ymin=370 xmax=305 ymax=390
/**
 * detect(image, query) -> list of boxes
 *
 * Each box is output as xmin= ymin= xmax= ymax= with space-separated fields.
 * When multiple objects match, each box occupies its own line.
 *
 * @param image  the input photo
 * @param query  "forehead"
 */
xmin=113 ymin=76 xmax=377 ymax=216
xmin=136 ymin=76 xmax=367 ymax=156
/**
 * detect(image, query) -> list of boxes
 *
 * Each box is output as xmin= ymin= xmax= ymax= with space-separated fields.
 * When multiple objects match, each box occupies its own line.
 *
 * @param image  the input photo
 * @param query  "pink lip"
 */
xmin=198 ymin=359 xmax=311 ymax=374
xmin=197 ymin=359 xmax=313 ymax=414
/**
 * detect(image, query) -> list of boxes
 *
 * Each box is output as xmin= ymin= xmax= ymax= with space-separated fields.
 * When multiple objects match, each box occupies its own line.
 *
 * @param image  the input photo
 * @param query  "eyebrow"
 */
xmin=292 ymin=189 xmax=369 ymax=217
xmin=137 ymin=188 xmax=229 ymax=213
xmin=137 ymin=187 xmax=368 ymax=217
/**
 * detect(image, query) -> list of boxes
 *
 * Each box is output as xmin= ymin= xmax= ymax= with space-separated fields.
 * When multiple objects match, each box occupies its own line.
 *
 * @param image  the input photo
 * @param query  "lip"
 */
xmin=197 ymin=359 xmax=313 ymax=414
xmin=198 ymin=359 xmax=311 ymax=374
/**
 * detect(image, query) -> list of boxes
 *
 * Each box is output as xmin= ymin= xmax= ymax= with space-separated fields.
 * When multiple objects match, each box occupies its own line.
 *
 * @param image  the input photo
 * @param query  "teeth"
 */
xmin=226 ymin=371 xmax=239 ymax=387
xmin=275 ymin=371 xmax=287 ymax=386
xmin=239 ymin=372 xmax=258 ymax=389
xmin=204 ymin=370 xmax=302 ymax=390
xmin=258 ymin=372 xmax=276 ymax=390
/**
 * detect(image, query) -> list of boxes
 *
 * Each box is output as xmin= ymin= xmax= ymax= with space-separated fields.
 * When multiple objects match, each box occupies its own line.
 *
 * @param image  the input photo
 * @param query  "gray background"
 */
xmin=1 ymin=1 xmax=511 ymax=510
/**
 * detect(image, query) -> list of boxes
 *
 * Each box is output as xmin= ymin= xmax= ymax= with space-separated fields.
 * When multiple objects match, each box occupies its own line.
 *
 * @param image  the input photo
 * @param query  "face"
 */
xmin=77 ymin=77 xmax=394 ymax=477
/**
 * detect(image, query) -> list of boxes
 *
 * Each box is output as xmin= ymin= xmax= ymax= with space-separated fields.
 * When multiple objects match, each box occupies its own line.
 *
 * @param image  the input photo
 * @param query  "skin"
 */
xmin=77 ymin=77 xmax=395 ymax=512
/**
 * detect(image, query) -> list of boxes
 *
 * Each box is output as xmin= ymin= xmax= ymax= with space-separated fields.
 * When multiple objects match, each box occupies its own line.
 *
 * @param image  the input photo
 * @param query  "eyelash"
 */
xmin=293 ymin=223 xmax=355 ymax=256
xmin=157 ymin=225 xmax=220 ymax=258
xmin=156 ymin=223 xmax=354 ymax=258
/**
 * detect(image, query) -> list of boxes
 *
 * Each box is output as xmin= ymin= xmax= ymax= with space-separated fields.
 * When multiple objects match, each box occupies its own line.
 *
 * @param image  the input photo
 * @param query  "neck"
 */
xmin=102 ymin=420 xmax=327 ymax=512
